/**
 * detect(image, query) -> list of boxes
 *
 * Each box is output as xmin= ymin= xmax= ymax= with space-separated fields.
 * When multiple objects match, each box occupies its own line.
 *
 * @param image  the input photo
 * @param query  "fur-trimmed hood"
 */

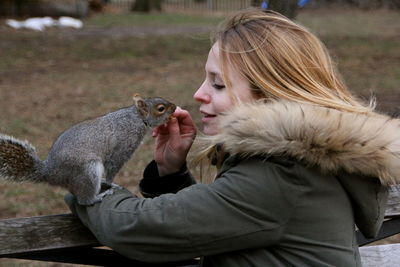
xmin=204 ymin=100 xmax=400 ymax=185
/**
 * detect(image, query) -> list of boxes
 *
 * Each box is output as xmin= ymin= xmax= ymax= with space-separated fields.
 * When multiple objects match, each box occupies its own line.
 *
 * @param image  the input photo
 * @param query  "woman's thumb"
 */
xmin=168 ymin=116 xmax=180 ymax=137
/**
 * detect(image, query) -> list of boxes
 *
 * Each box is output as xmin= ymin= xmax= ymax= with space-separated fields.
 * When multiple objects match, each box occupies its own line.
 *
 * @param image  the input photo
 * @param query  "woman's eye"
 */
xmin=212 ymin=84 xmax=225 ymax=90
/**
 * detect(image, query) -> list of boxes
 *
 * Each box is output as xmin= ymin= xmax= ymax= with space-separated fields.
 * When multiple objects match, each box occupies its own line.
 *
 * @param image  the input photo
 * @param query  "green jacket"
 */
xmin=67 ymin=101 xmax=399 ymax=266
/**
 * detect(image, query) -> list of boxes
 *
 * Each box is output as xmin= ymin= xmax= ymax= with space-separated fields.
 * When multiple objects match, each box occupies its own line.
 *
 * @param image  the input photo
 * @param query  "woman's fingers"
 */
xmin=152 ymin=107 xmax=196 ymax=138
xmin=173 ymin=107 xmax=197 ymax=136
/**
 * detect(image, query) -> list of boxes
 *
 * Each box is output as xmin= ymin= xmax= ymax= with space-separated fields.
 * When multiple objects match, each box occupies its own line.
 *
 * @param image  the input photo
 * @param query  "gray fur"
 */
xmin=0 ymin=96 xmax=176 ymax=205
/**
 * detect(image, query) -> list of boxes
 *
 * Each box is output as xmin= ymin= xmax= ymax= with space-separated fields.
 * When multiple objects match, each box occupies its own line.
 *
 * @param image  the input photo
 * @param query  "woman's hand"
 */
xmin=152 ymin=107 xmax=197 ymax=176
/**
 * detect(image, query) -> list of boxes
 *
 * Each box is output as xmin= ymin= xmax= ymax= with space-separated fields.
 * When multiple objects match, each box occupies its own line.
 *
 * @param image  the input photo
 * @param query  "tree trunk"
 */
xmin=251 ymin=0 xmax=263 ymax=7
xmin=269 ymin=0 xmax=298 ymax=19
xmin=0 ymin=0 xmax=88 ymax=17
xmin=251 ymin=0 xmax=299 ymax=19
xmin=131 ymin=0 xmax=163 ymax=12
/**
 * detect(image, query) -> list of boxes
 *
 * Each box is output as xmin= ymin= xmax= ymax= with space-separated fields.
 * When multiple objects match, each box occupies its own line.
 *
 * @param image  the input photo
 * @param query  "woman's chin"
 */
xmin=201 ymin=126 xmax=218 ymax=136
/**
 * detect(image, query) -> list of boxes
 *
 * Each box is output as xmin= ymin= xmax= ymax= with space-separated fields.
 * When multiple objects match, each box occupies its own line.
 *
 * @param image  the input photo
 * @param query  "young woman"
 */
xmin=66 ymin=8 xmax=399 ymax=266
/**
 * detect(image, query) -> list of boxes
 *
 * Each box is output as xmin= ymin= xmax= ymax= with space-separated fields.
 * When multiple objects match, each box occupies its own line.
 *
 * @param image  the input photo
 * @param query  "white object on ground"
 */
xmin=57 ymin=17 xmax=83 ymax=29
xmin=6 ymin=17 xmax=83 ymax=31
xmin=6 ymin=17 xmax=56 ymax=31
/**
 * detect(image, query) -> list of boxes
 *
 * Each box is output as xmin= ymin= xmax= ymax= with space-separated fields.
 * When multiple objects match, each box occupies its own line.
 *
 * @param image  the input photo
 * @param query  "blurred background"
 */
xmin=0 ymin=0 xmax=399 ymax=265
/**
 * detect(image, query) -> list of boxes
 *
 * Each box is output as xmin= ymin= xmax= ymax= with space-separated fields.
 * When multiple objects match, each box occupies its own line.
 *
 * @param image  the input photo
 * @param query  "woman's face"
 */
xmin=193 ymin=43 xmax=254 ymax=135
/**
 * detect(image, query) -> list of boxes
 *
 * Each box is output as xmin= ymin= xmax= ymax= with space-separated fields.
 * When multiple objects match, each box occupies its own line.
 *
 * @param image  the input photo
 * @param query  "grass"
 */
xmin=296 ymin=8 xmax=400 ymax=111
xmin=0 ymin=6 xmax=399 ymax=266
xmin=297 ymin=8 xmax=400 ymax=38
xmin=86 ymin=12 xmax=223 ymax=27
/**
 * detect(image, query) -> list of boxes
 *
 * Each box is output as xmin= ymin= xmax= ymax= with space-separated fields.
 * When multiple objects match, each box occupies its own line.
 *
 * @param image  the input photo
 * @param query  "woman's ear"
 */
xmin=133 ymin=94 xmax=148 ymax=117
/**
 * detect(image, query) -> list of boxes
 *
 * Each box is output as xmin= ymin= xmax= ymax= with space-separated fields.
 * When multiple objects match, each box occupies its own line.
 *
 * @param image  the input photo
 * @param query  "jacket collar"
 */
xmin=201 ymin=100 xmax=400 ymax=185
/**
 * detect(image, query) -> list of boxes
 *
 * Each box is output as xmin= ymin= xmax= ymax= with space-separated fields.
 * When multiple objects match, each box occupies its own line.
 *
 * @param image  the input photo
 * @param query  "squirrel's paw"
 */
xmin=77 ymin=196 xmax=103 ymax=206
xmin=76 ymin=190 xmax=115 ymax=206
xmin=110 ymin=182 xmax=123 ymax=190
xmin=100 ymin=179 xmax=123 ymax=190
xmin=97 ymin=185 xmax=122 ymax=199
xmin=76 ymin=183 xmax=124 ymax=206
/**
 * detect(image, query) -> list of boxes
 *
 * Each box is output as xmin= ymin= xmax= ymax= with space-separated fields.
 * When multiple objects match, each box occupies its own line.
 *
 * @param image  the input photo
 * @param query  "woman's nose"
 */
xmin=193 ymin=82 xmax=211 ymax=103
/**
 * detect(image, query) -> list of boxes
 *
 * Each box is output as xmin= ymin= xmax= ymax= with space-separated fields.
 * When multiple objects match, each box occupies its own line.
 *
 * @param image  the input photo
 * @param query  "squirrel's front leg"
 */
xmin=69 ymin=161 xmax=104 ymax=206
xmin=71 ymin=178 xmax=102 ymax=206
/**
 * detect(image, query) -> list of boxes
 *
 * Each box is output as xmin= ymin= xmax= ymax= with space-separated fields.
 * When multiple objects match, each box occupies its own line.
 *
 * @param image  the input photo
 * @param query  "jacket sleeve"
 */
xmin=66 ymin=158 xmax=300 ymax=263
xmin=139 ymin=160 xmax=197 ymax=197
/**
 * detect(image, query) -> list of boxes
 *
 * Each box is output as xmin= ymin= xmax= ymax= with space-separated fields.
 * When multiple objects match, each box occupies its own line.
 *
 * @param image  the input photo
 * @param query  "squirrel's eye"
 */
xmin=157 ymin=104 xmax=166 ymax=113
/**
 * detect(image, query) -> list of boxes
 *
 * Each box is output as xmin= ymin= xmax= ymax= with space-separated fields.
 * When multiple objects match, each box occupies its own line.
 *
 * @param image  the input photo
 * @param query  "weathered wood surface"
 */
xmin=0 ymin=213 xmax=199 ymax=266
xmin=357 ymin=216 xmax=400 ymax=246
xmin=360 ymin=244 xmax=400 ymax=267
xmin=5 ymin=247 xmax=199 ymax=267
xmin=385 ymin=184 xmax=400 ymax=217
xmin=0 ymin=213 xmax=99 ymax=257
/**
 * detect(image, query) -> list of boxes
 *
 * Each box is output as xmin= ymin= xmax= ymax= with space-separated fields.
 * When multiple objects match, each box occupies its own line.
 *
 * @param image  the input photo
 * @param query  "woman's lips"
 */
xmin=200 ymin=111 xmax=216 ymax=123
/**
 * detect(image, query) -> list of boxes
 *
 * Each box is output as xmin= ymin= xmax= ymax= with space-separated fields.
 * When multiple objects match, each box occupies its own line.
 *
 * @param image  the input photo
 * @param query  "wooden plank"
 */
xmin=357 ymin=216 xmax=400 ymax=246
xmin=0 ymin=214 xmax=99 ymax=256
xmin=386 ymin=184 xmax=400 ymax=217
xmin=0 ymin=214 xmax=199 ymax=266
xmin=360 ymin=244 xmax=400 ymax=267
xmin=7 ymin=247 xmax=200 ymax=267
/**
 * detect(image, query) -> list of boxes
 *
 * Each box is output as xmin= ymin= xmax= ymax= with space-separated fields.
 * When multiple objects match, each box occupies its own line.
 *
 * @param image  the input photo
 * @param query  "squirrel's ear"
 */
xmin=133 ymin=94 xmax=148 ymax=117
xmin=133 ymin=94 xmax=142 ymax=103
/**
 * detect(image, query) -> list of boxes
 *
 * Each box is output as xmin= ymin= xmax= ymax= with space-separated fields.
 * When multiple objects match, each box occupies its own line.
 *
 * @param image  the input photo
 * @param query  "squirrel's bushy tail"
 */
xmin=0 ymin=134 xmax=46 ymax=183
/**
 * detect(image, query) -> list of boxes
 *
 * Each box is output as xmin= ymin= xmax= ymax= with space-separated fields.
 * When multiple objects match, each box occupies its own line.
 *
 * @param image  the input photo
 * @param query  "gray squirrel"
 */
xmin=0 ymin=95 xmax=176 ymax=205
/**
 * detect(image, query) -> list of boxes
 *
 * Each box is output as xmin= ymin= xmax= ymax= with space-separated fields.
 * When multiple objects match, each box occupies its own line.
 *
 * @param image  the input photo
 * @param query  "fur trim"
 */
xmin=202 ymin=101 xmax=400 ymax=185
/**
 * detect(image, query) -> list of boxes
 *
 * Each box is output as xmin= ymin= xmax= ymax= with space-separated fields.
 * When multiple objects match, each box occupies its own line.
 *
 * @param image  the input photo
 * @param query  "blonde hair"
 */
xmin=214 ymin=8 xmax=372 ymax=113
xmin=192 ymin=8 xmax=373 ymax=179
